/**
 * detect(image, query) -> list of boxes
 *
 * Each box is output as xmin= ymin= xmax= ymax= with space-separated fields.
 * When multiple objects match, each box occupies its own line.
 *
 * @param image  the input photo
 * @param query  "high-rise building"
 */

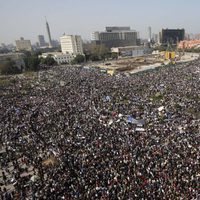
xmin=91 ymin=26 xmax=138 ymax=48
xmin=46 ymin=19 xmax=53 ymax=48
xmin=15 ymin=37 xmax=32 ymax=51
xmin=106 ymin=27 xmax=131 ymax=32
xmin=159 ymin=29 xmax=185 ymax=45
xmin=91 ymin=32 xmax=100 ymax=41
xmin=51 ymin=40 xmax=60 ymax=48
xmin=60 ymin=35 xmax=83 ymax=55
xmin=38 ymin=35 xmax=46 ymax=47
xmin=151 ymin=33 xmax=159 ymax=43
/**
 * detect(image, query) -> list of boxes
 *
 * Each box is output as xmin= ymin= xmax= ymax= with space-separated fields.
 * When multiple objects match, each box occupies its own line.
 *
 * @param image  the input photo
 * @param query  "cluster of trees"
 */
xmin=0 ymin=49 xmax=10 ymax=54
xmin=71 ymin=54 xmax=85 ymax=64
xmin=0 ymin=59 xmax=22 ymax=75
xmin=23 ymin=51 xmax=57 ymax=71
xmin=0 ymin=44 xmax=120 ymax=75
xmin=24 ymin=55 xmax=40 ymax=71
xmin=70 ymin=44 xmax=118 ymax=64
xmin=153 ymin=45 xmax=168 ymax=52
xmin=0 ymin=52 xmax=57 ymax=75
xmin=89 ymin=44 xmax=110 ymax=61
xmin=24 ymin=54 xmax=56 ymax=71
xmin=83 ymin=43 xmax=118 ymax=62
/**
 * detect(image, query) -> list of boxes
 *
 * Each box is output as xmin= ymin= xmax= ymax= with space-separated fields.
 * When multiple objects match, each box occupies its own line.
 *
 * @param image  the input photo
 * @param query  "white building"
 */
xmin=91 ymin=32 xmax=100 ymax=41
xmin=15 ymin=37 xmax=32 ymax=51
xmin=60 ymin=35 xmax=83 ymax=55
xmin=40 ymin=52 xmax=74 ymax=64
xmin=111 ymin=46 xmax=145 ymax=57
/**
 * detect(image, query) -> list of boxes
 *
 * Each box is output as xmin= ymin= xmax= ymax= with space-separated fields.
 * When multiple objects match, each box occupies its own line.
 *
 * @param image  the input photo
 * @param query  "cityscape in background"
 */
xmin=2 ymin=19 xmax=200 ymax=52
xmin=1 ymin=17 xmax=200 ymax=67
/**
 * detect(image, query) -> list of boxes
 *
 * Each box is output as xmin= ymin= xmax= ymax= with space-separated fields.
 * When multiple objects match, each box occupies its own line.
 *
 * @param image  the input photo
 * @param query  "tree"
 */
xmin=83 ymin=42 xmax=111 ymax=61
xmin=24 ymin=55 xmax=40 ymax=71
xmin=71 ymin=54 xmax=85 ymax=64
xmin=90 ymin=54 xmax=100 ymax=61
xmin=99 ymin=44 xmax=110 ymax=60
xmin=90 ymin=44 xmax=110 ymax=61
xmin=41 ymin=55 xmax=57 ymax=66
xmin=153 ymin=45 xmax=167 ymax=52
xmin=33 ymin=51 xmax=42 ymax=57
xmin=111 ymin=52 xmax=118 ymax=60
xmin=0 ymin=60 xmax=21 ymax=75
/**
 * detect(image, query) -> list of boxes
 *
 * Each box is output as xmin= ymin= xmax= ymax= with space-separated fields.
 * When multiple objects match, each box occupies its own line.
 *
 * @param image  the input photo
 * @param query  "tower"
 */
xmin=46 ymin=18 xmax=52 ymax=48
xmin=148 ymin=26 xmax=152 ymax=42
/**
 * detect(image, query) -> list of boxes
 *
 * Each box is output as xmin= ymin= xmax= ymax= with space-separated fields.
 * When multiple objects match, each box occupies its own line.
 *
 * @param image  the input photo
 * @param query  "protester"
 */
xmin=0 ymin=60 xmax=199 ymax=199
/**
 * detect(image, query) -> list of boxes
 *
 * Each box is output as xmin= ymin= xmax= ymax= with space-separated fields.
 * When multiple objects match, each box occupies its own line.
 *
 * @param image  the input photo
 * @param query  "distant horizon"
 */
xmin=2 ymin=27 xmax=198 ymax=46
xmin=1 ymin=0 xmax=200 ymax=45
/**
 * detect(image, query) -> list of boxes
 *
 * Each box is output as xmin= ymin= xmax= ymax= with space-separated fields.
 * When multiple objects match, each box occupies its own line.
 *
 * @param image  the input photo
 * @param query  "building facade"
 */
xmin=178 ymin=40 xmax=200 ymax=49
xmin=40 ymin=52 xmax=74 ymax=64
xmin=91 ymin=26 xmax=138 ymax=48
xmin=111 ymin=46 xmax=145 ymax=57
xmin=15 ymin=37 xmax=32 ymax=51
xmin=60 ymin=35 xmax=83 ymax=55
xmin=38 ymin=35 xmax=46 ymax=47
xmin=159 ymin=29 xmax=185 ymax=45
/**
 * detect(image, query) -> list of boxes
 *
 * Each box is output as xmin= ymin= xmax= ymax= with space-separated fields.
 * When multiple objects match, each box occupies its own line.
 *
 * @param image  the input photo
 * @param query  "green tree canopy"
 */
xmin=0 ymin=60 xmax=21 ymax=75
xmin=91 ymin=44 xmax=110 ymax=60
xmin=71 ymin=54 xmax=85 ymax=64
xmin=24 ymin=55 xmax=40 ymax=71
xmin=111 ymin=52 xmax=118 ymax=60
xmin=41 ymin=55 xmax=57 ymax=66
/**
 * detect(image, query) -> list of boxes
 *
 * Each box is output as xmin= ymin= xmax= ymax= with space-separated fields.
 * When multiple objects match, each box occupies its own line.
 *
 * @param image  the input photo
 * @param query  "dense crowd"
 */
xmin=0 ymin=60 xmax=199 ymax=199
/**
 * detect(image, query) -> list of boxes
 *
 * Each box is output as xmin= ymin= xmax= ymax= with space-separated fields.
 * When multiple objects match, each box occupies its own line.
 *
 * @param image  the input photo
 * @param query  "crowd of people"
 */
xmin=0 ymin=60 xmax=199 ymax=199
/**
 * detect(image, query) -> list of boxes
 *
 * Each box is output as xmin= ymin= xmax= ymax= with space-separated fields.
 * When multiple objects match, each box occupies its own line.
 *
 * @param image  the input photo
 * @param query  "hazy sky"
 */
xmin=1 ymin=0 xmax=200 ymax=44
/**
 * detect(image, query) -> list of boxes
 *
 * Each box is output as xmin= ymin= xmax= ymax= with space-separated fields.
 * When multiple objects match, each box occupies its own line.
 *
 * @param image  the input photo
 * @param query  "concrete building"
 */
xmin=111 ymin=46 xmax=146 ymax=57
xmin=15 ymin=37 xmax=32 ymax=51
xmin=39 ymin=52 xmax=74 ymax=64
xmin=91 ymin=32 xmax=100 ymax=41
xmin=60 ymin=35 xmax=83 ymax=55
xmin=152 ymin=33 xmax=159 ymax=43
xmin=38 ymin=35 xmax=46 ymax=47
xmin=51 ymin=40 xmax=60 ymax=48
xmin=159 ymin=29 xmax=185 ymax=45
xmin=106 ymin=27 xmax=131 ymax=32
xmin=91 ymin=26 xmax=138 ymax=48
xmin=178 ymin=40 xmax=200 ymax=49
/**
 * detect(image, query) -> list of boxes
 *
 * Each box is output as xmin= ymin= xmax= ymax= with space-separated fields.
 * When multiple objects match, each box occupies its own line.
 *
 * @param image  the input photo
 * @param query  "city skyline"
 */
xmin=1 ymin=0 xmax=200 ymax=44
